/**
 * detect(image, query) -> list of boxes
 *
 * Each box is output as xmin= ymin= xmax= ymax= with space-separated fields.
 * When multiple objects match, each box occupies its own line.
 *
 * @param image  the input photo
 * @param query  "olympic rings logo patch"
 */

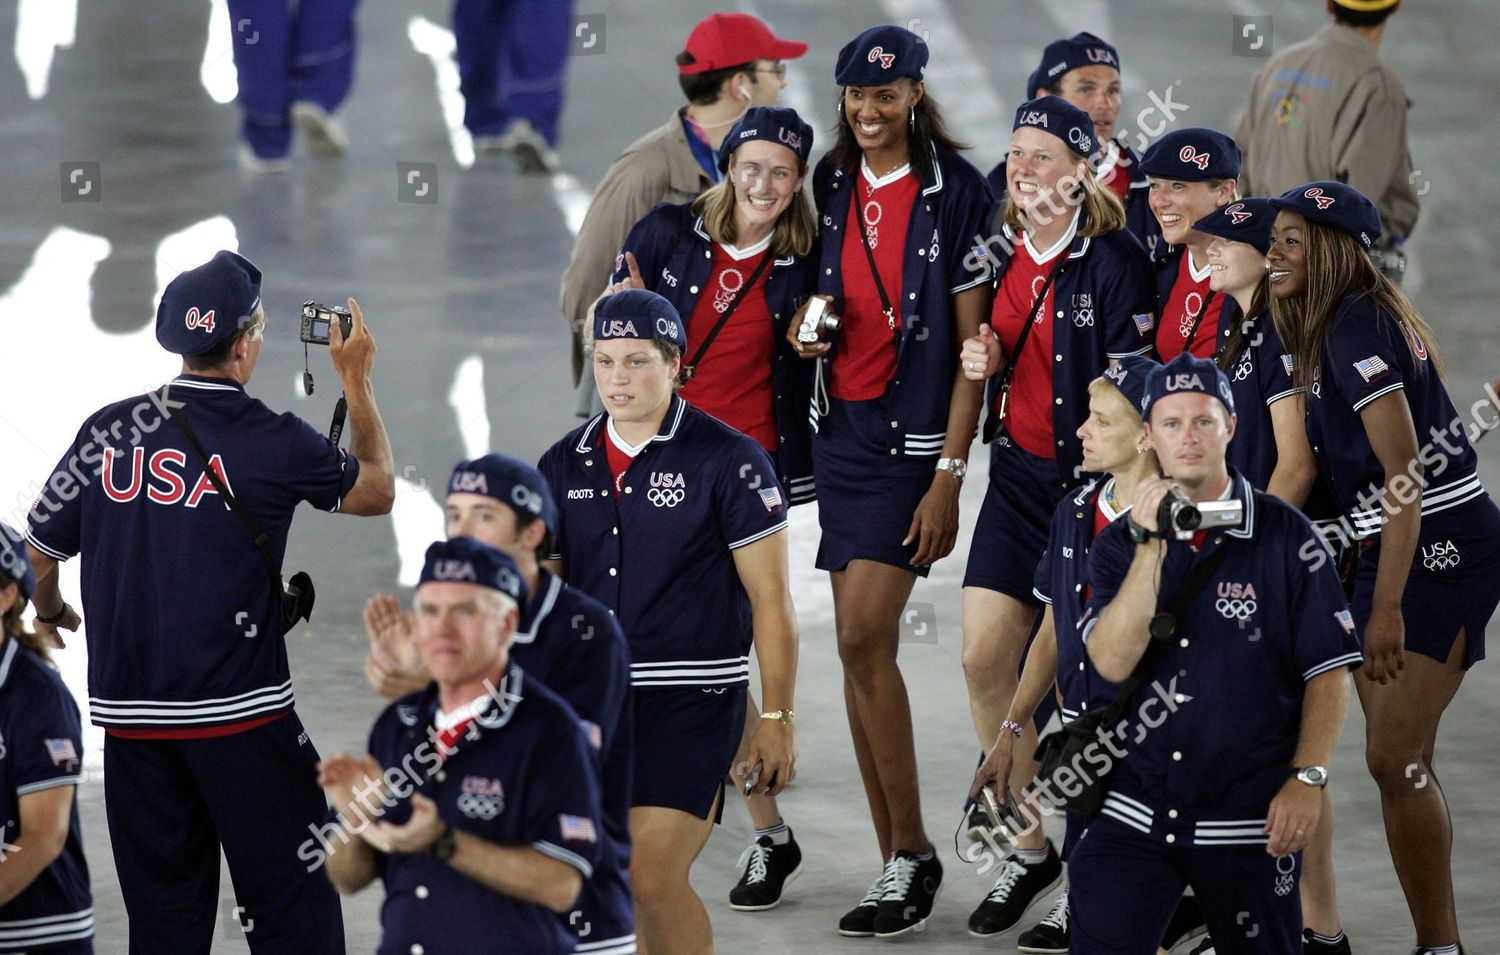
xmin=1232 ymin=354 xmax=1253 ymax=382
xmin=1215 ymin=597 xmax=1257 ymax=621
xmin=1421 ymin=540 xmax=1459 ymax=571
xmin=458 ymin=793 xmax=504 ymax=820
xmin=647 ymin=488 xmax=685 ymax=508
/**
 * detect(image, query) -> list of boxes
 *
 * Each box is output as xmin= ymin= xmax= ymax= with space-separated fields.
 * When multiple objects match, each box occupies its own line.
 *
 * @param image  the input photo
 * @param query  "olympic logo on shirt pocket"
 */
xmin=1072 ymin=307 xmax=1094 ymax=327
xmin=647 ymin=488 xmax=685 ymax=508
xmin=1232 ymin=355 xmax=1253 ymax=382
xmin=457 ymin=793 xmax=505 ymax=820
xmin=1215 ymin=597 xmax=1257 ymax=621
xmin=1421 ymin=540 xmax=1460 ymax=572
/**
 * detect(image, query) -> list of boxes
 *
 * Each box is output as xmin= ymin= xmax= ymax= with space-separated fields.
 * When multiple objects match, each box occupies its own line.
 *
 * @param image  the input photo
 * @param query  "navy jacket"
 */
xmin=976 ymin=217 xmax=1156 ymax=487
xmin=612 ymin=201 xmax=816 ymax=504
xmin=811 ymin=144 xmax=992 ymax=457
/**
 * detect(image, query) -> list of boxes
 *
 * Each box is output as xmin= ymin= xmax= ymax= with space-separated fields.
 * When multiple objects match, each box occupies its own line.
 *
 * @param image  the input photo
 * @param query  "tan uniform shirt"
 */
xmin=558 ymin=109 xmax=714 ymax=384
xmin=1237 ymin=23 xmax=1418 ymax=247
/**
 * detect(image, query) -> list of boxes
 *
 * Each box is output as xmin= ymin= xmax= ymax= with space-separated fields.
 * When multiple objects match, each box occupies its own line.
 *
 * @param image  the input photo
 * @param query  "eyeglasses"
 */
xmin=246 ymin=319 xmax=266 ymax=342
xmin=755 ymin=63 xmax=787 ymax=78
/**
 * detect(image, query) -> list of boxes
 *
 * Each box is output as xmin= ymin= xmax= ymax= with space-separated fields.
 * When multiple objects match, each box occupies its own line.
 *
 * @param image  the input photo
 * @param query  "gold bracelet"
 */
xmin=760 ymin=709 xmax=795 ymax=725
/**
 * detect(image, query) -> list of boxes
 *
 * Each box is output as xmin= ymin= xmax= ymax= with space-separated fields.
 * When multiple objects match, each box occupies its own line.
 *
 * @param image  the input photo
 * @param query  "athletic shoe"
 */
xmin=1016 ymin=890 xmax=1070 ymax=953
xmin=728 ymin=830 xmax=803 ymax=911
xmin=1410 ymin=948 xmax=1465 ymax=955
xmin=872 ymin=850 xmax=943 ymax=938
xmin=507 ymin=119 xmax=561 ymax=174
xmin=837 ymin=871 xmax=888 ymax=938
xmin=1163 ymin=892 xmax=1210 ymax=951
xmin=967 ymin=840 xmax=1063 ymax=937
xmin=237 ymin=146 xmax=291 ymax=174
xmin=291 ymin=102 xmax=348 ymax=158
xmin=962 ymin=799 xmax=991 ymax=844
xmin=1187 ymin=940 xmax=1216 ymax=955
xmin=1303 ymin=928 xmax=1352 ymax=954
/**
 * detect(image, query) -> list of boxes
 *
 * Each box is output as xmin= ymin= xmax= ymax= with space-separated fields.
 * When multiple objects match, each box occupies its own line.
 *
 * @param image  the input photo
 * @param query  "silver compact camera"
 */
xmin=797 ymin=297 xmax=841 ymax=344
xmin=1158 ymin=487 xmax=1244 ymax=541
xmin=978 ymin=784 xmax=1031 ymax=841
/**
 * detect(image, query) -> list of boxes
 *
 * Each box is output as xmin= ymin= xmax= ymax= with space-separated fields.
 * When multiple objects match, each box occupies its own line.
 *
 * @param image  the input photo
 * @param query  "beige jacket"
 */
xmin=1237 ymin=23 xmax=1419 ymax=247
xmin=559 ymin=108 xmax=714 ymax=384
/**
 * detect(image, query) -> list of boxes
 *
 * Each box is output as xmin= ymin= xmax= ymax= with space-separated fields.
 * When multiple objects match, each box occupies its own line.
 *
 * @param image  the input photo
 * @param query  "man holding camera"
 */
xmin=1069 ymin=352 xmax=1362 ymax=954
xmin=23 ymin=250 xmax=395 ymax=952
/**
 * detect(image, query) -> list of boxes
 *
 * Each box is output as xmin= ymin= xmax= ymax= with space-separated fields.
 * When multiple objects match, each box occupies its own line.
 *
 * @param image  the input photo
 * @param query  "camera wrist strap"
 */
xmin=682 ymin=251 xmax=773 ymax=382
xmin=160 ymin=386 xmax=288 ymax=604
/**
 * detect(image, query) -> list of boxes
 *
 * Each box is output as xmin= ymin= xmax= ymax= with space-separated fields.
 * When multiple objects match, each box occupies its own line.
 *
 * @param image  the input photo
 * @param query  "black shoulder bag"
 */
xmin=161 ymin=387 xmax=316 ymax=633
xmin=680 ymin=251 xmax=774 ymax=383
xmin=980 ymin=252 xmax=1069 ymax=444
xmin=1031 ymin=544 xmax=1229 ymax=817
xmin=851 ymin=179 xmax=900 ymax=337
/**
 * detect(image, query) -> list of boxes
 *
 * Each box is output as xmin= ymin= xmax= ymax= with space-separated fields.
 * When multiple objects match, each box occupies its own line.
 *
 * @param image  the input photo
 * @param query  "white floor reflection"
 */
xmin=13 ymin=0 xmax=77 ymax=99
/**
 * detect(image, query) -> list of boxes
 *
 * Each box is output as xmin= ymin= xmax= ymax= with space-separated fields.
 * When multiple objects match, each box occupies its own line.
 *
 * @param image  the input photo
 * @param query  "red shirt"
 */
xmin=832 ymin=164 xmax=920 ymax=401
xmin=681 ymin=241 xmax=777 ymax=451
xmin=604 ymin=424 xmax=638 ymax=495
xmin=1157 ymin=251 xmax=1225 ymax=361
xmin=1083 ymin=480 xmax=1124 ymax=605
xmin=1097 ymin=143 xmax=1133 ymax=204
xmin=989 ymin=235 xmax=1061 ymax=459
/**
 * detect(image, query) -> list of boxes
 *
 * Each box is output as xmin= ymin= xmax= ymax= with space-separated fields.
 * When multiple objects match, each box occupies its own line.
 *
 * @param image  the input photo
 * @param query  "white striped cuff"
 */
xmin=1303 ymin=652 xmax=1364 ymax=681
xmin=575 ymin=934 xmax=639 ymax=954
xmin=16 ymin=774 xmax=81 ymax=796
xmin=0 ymin=908 xmax=95 ymax=947
xmin=728 ymin=520 xmax=787 ymax=550
xmin=533 ymin=840 xmax=593 ymax=878
xmin=1350 ymin=381 xmax=1404 ymax=412
xmin=23 ymin=530 xmax=71 ymax=562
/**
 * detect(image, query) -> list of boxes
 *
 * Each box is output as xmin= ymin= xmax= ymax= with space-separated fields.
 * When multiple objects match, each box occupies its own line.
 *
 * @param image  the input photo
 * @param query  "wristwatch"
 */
xmin=936 ymin=458 xmax=967 ymax=481
xmin=1126 ymin=515 xmax=1153 ymax=544
xmin=760 ymin=709 xmax=796 ymax=725
xmin=1291 ymin=766 xmax=1329 ymax=788
xmin=428 ymin=824 xmax=457 ymax=861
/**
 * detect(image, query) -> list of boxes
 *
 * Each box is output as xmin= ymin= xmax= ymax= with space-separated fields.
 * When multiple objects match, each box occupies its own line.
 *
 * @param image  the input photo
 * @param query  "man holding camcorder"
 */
xmin=23 ymin=250 xmax=394 ymax=953
xmin=1066 ymin=352 xmax=1362 ymax=954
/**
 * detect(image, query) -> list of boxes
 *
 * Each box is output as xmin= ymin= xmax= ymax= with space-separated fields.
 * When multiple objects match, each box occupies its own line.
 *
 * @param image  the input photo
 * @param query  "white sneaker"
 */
xmin=292 ymin=102 xmax=348 ymax=157
xmin=506 ymin=119 xmax=560 ymax=173
xmin=238 ymin=146 xmax=291 ymax=174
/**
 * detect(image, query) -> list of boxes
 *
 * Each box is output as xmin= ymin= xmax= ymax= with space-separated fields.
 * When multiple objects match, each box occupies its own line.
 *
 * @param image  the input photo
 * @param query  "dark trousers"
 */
xmin=1069 ymin=816 xmax=1301 ymax=955
xmin=454 ymin=0 xmax=575 ymax=142
xmin=104 ymin=713 xmax=343 ymax=954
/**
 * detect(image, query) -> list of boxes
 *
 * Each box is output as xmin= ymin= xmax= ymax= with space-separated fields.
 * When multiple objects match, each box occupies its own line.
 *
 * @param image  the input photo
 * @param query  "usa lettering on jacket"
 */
xmin=101 ymin=446 xmax=234 ymax=507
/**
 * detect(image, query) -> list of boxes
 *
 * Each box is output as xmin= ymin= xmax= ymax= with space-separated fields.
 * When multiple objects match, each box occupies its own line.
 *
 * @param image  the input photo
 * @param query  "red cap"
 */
xmin=679 ymin=13 xmax=808 ymax=75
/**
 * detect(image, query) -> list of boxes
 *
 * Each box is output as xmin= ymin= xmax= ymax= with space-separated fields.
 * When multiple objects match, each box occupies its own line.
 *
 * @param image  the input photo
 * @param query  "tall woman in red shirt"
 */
xmin=786 ymin=25 xmax=991 ymax=938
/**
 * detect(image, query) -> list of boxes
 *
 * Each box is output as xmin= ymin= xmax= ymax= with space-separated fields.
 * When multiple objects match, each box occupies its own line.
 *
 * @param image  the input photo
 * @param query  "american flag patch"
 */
xmin=758 ymin=487 xmax=783 ymax=512
xmin=1334 ymin=609 xmax=1356 ymax=635
xmin=46 ymin=738 xmax=78 ymax=766
xmin=559 ymin=814 xmax=597 ymax=844
xmin=1132 ymin=312 xmax=1155 ymax=334
xmin=1353 ymin=355 xmax=1390 ymax=383
xmin=1281 ymin=354 xmax=1295 ymax=377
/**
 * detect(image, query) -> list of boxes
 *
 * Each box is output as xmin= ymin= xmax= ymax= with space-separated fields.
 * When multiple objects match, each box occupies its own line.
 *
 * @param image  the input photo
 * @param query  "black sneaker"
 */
xmin=963 ymin=800 xmax=991 ymax=844
xmin=837 ymin=872 xmax=888 ymax=938
xmin=872 ymin=850 xmax=943 ymax=938
xmin=728 ymin=832 xmax=803 ymax=911
xmin=967 ymin=841 xmax=1063 ymax=937
xmin=1303 ymin=929 xmax=1352 ymax=954
xmin=1162 ymin=893 xmax=1209 ymax=951
xmin=1016 ymin=890 xmax=1070 ymax=953
xmin=1187 ymin=940 xmax=1216 ymax=955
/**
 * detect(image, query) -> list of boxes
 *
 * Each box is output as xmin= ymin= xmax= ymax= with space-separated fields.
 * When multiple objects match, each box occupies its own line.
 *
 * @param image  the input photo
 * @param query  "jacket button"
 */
xmin=434 ymin=771 xmax=446 ymax=782
xmin=1057 ymin=440 xmax=1064 ymax=447
xmin=584 ymin=460 xmax=593 ymax=466
xmin=1168 ymin=809 xmax=1178 ymax=819
xmin=601 ymin=489 xmax=609 ymax=497
xmin=609 ymin=567 xmax=617 ymax=576
xmin=1056 ymin=310 xmax=1064 ymax=318
xmin=908 ymin=292 xmax=916 ymax=300
xmin=689 ymin=286 xmax=699 ymax=294
xmin=1055 ymin=354 xmax=1062 ymax=361
xmin=411 ymin=946 xmax=425 ymax=955
xmin=826 ymin=268 xmax=833 ymax=275
xmin=1179 ymin=638 xmax=1189 ymax=648
xmin=889 ymin=448 xmax=897 ymax=456
xmin=890 ymin=421 xmax=899 ymax=428
xmin=1165 ymin=834 xmax=1176 ymax=845
xmin=612 ymin=527 xmax=618 ymax=535
xmin=625 ymin=486 xmax=633 ymax=494
xmin=1078 ymin=662 xmax=1085 ymax=671
xmin=1055 ymin=397 xmax=1063 ymax=405
xmin=416 ymin=885 xmax=429 ymax=899
xmin=1172 ymin=751 xmax=1182 ymax=761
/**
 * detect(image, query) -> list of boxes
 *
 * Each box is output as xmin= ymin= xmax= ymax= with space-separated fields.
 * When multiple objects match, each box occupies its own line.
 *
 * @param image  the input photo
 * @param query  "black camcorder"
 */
xmin=299 ymin=302 xmax=352 ymax=346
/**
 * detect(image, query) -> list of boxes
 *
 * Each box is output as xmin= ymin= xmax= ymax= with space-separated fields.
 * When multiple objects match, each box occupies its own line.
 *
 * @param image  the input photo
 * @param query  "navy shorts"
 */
xmin=631 ymin=684 xmax=747 ymax=820
xmin=1351 ymin=497 xmax=1500 ymax=670
xmin=964 ymin=435 xmax=1066 ymax=599
xmin=1069 ymin=816 xmax=1301 ymax=955
xmin=812 ymin=396 xmax=937 ymax=577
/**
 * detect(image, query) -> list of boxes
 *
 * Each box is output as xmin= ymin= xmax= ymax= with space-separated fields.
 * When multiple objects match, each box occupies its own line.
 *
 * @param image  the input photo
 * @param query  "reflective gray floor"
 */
xmin=1 ymin=0 xmax=1497 ymax=951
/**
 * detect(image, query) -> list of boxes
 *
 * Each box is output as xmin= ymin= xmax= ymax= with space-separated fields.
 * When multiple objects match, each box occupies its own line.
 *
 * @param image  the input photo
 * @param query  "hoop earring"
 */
xmin=908 ymin=107 xmax=915 ymax=133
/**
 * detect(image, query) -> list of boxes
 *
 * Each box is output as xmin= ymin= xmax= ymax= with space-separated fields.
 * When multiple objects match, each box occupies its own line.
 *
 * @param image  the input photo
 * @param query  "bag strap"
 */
xmin=1180 ymin=288 xmax=1217 ymax=356
xmin=682 ymin=250 xmax=774 ymax=381
xmin=851 ymin=173 xmax=899 ymax=334
xmin=1100 ymin=543 xmax=1231 ymax=718
xmin=160 ymin=386 xmax=288 ymax=601
xmin=993 ymin=251 xmax=1069 ymax=398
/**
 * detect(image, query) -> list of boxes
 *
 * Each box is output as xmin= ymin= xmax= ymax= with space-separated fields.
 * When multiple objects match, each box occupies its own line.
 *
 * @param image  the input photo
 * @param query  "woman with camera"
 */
xmin=1269 ymin=180 xmax=1500 ymax=955
xmin=955 ymin=95 xmax=1155 ymax=937
xmin=969 ymin=354 xmax=1159 ymax=953
xmin=0 ymin=524 xmax=93 ymax=954
xmin=780 ymin=24 xmax=990 ymax=938
xmin=598 ymin=105 xmax=816 ymax=912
